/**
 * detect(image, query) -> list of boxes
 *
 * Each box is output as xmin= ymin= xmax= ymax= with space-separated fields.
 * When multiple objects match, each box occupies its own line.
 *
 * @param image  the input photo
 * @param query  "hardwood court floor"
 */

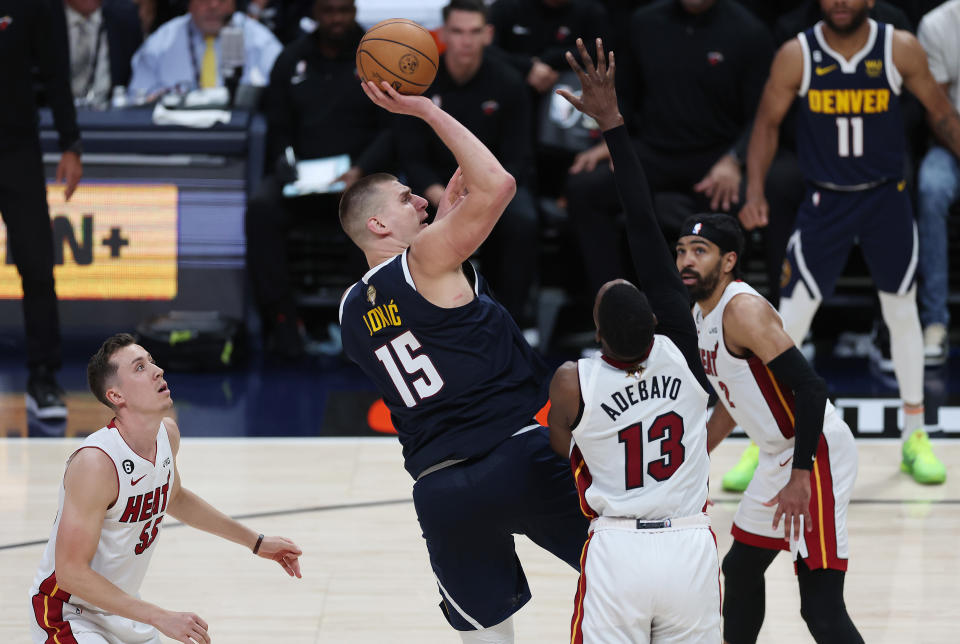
xmin=2 ymin=438 xmax=958 ymax=643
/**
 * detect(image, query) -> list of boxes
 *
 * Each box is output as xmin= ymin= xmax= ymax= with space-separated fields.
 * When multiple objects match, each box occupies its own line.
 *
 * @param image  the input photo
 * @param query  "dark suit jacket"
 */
xmin=102 ymin=0 xmax=142 ymax=88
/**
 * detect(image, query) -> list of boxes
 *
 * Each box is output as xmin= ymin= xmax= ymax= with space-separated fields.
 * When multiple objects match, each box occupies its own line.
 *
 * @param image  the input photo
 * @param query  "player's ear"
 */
xmin=106 ymin=386 xmax=123 ymax=407
xmin=483 ymin=24 xmax=493 ymax=46
xmin=366 ymin=215 xmax=387 ymax=236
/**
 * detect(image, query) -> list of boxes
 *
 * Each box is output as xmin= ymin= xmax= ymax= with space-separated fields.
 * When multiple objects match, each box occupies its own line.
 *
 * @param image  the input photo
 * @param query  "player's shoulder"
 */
xmin=723 ymin=291 xmax=777 ymax=328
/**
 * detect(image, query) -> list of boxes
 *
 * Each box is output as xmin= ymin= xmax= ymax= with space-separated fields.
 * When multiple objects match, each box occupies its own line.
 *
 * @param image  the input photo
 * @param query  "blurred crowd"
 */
xmin=17 ymin=0 xmax=960 ymax=365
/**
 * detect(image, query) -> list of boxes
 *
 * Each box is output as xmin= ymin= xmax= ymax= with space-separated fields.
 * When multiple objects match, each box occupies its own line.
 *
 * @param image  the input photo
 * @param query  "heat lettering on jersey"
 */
xmin=700 ymin=341 xmax=719 ymax=377
xmin=807 ymin=88 xmax=890 ymax=115
xmin=601 ymin=375 xmax=683 ymax=421
xmin=119 ymin=472 xmax=171 ymax=523
xmin=363 ymin=299 xmax=402 ymax=336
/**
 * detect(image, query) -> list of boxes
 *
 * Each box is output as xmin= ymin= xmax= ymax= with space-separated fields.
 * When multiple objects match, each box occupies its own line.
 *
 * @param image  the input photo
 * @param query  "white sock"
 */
xmin=877 ymin=289 xmax=924 ymax=426
xmin=903 ymin=405 xmax=924 ymax=439
xmin=459 ymin=617 xmax=515 ymax=644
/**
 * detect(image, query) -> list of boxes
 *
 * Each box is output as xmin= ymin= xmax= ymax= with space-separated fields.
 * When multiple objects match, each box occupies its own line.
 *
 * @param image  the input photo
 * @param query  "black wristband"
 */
xmin=253 ymin=533 xmax=264 ymax=554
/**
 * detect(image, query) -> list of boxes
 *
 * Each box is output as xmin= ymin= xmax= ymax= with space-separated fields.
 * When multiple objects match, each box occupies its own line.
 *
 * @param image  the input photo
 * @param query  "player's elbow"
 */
xmin=492 ymin=171 xmax=517 ymax=204
xmin=53 ymin=554 xmax=87 ymax=596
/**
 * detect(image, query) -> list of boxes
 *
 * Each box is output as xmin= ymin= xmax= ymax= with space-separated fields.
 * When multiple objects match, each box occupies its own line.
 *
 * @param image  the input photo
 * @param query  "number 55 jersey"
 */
xmin=30 ymin=421 xmax=174 ymax=643
xmin=339 ymin=250 xmax=551 ymax=480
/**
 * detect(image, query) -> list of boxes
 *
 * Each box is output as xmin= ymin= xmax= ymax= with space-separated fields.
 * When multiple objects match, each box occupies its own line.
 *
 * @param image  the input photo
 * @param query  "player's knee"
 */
xmin=458 ymin=617 xmax=514 ymax=644
xmin=878 ymin=289 xmax=919 ymax=325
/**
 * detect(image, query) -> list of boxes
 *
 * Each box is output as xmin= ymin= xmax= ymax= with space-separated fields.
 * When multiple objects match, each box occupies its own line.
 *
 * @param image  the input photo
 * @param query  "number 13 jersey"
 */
xmin=339 ymin=250 xmax=551 ymax=480
xmin=570 ymin=336 xmax=710 ymax=520
xmin=796 ymin=19 xmax=905 ymax=187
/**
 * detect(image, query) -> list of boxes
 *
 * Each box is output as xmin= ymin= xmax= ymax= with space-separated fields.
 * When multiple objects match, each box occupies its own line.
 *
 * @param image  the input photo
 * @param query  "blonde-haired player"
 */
xmin=30 ymin=333 xmax=302 ymax=644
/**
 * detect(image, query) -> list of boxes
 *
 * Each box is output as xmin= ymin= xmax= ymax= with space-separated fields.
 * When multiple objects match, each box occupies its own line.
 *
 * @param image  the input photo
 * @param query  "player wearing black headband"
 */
xmin=677 ymin=216 xmax=863 ymax=643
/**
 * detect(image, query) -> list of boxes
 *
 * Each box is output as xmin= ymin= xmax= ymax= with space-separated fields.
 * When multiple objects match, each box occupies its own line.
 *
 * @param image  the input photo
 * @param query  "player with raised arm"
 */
xmin=547 ymin=38 xmax=720 ymax=643
xmin=30 ymin=333 xmax=302 ymax=644
xmin=740 ymin=0 xmax=958 ymax=485
xmin=337 ymin=80 xmax=589 ymax=643
xmin=676 ymin=212 xmax=862 ymax=642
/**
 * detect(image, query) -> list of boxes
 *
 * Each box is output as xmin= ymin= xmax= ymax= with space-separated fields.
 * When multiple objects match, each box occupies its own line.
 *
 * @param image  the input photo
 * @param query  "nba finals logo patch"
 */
xmin=865 ymin=59 xmax=883 ymax=78
xmin=366 ymin=285 xmax=377 ymax=306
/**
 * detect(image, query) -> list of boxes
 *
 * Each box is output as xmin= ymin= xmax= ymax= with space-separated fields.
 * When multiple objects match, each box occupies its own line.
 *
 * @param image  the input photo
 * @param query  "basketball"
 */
xmin=356 ymin=19 xmax=439 ymax=96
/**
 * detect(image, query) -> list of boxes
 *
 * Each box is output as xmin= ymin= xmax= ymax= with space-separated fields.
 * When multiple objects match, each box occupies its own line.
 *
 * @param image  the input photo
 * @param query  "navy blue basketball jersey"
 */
xmin=796 ymin=20 xmax=906 ymax=186
xmin=339 ymin=250 xmax=551 ymax=479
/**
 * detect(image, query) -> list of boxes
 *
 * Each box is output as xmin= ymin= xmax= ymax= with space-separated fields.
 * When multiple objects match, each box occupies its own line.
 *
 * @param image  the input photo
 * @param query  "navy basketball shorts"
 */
xmin=781 ymin=180 xmax=918 ymax=300
xmin=411 ymin=427 xmax=590 ymax=631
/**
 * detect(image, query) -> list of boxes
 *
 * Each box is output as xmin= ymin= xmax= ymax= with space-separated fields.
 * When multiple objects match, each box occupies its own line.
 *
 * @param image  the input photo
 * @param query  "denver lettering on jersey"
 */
xmin=807 ymin=88 xmax=890 ymax=115
xmin=601 ymin=375 xmax=683 ymax=421
xmin=700 ymin=341 xmax=719 ymax=377
xmin=362 ymin=299 xmax=402 ymax=335
xmin=119 ymin=472 xmax=171 ymax=523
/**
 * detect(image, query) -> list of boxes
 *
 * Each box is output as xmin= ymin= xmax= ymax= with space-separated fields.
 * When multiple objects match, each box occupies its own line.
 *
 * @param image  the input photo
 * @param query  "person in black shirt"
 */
xmin=394 ymin=0 xmax=537 ymax=328
xmin=0 ymin=0 xmax=82 ymax=418
xmin=245 ymin=0 xmax=392 ymax=358
xmin=564 ymin=0 xmax=785 ymax=302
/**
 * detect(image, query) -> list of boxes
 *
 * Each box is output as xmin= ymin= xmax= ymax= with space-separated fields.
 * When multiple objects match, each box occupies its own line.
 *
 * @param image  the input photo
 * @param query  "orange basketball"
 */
xmin=356 ymin=19 xmax=439 ymax=96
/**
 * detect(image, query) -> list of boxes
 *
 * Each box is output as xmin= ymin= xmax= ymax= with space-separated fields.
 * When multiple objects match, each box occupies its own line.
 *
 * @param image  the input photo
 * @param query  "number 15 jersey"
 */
xmin=339 ymin=250 xmax=551 ymax=480
xmin=570 ymin=336 xmax=710 ymax=520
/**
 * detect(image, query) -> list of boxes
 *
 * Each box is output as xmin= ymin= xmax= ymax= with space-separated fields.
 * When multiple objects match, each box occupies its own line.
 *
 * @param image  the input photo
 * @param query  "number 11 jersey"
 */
xmin=796 ymin=19 xmax=905 ymax=187
xmin=339 ymin=250 xmax=551 ymax=480
xmin=570 ymin=336 xmax=710 ymax=520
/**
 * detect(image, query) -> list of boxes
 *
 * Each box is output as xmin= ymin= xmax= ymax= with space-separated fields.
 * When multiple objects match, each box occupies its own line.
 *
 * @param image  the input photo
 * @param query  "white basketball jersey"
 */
xmin=693 ymin=281 xmax=837 ymax=454
xmin=571 ymin=335 xmax=710 ymax=520
xmin=31 ymin=421 xmax=175 ymax=616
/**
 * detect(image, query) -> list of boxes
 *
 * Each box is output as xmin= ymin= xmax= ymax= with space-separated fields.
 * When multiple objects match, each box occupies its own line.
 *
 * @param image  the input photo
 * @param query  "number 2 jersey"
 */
xmin=796 ymin=19 xmax=905 ymax=186
xmin=30 ymin=421 xmax=174 ymax=641
xmin=570 ymin=336 xmax=710 ymax=520
xmin=339 ymin=250 xmax=551 ymax=479
xmin=694 ymin=281 xmax=842 ymax=455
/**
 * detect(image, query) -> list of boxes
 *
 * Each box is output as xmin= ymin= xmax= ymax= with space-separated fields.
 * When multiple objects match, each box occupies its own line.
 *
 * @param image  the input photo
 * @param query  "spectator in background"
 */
xmin=487 ymin=0 xmax=610 ymax=196
xmin=0 ymin=0 xmax=83 ymax=418
xmin=129 ymin=0 xmax=281 ymax=97
xmin=488 ymin=0 xmax=609 ymax=96
xmin=394 ymin=0 xmax=538 ymax=331
xmin=916 ymin=0 xmax=960 ymax=365
xmin=64 ymin=0 xmax=143 ymax=107
xmin=564 ymin=0 xmax=779 ymax=300
xmin=245 ymin=0 xmax=392 ymax=359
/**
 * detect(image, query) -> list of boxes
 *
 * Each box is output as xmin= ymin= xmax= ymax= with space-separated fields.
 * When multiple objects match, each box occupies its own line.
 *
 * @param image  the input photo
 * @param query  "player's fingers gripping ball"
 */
xmin=356 ymin=18 xmax=439 ymax=95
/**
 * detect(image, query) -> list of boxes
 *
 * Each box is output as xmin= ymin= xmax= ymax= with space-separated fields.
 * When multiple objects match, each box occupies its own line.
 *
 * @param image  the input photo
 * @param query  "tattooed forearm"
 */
xmin=933 ymin=111 xmax=960 ymax=154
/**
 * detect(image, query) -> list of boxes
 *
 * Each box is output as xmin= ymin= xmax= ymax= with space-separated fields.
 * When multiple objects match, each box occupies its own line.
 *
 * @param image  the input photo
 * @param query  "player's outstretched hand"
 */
xmin=256 ymin=535 xmax=303 ymax=578
xmin=557 ymin=38 xmax=623 ymax=132
xmin=764 ymin=469 xmax=812 ymax=542
xmin=361 ymin=80 xmax=434 ymax=119
xmin=154 ymin=609 xmax=210 ymax=644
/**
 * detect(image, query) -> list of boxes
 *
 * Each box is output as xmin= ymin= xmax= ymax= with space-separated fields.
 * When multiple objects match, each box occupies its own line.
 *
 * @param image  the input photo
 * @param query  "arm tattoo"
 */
xmin=933 ymin=111 xmax=960 ymax=153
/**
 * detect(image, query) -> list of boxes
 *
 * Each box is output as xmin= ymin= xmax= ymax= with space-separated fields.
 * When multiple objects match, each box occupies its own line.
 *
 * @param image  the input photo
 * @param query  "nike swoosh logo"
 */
xmin=779 ymin=456 xmax=793 ymax=467
xmin=131 ymin=475 xmax=147 ymax=486
xmin=815 ymin=64 xmax=837 ymax=76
